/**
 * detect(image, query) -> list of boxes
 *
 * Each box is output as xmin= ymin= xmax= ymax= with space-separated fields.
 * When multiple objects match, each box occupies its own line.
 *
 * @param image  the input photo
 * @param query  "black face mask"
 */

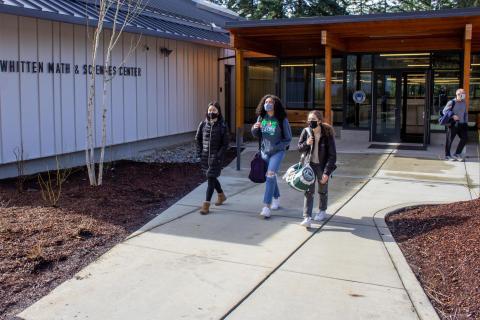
xmin=308 ymin=121 xmax=318 ymax=129
xmin=207 ymin=113 xmax=218 ymax=120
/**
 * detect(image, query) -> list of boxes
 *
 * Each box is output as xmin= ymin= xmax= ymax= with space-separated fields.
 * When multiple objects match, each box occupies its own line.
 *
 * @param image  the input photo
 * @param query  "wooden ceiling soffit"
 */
xmin=321 ymin=30 xmax=346 ymax=51
xmin=243 ymin=50 xmax=276 ymax=58
xmin=230 ymin=33 xmax=278 ymax=56
xmin=346 ymin=36 xmax=463 ymax=53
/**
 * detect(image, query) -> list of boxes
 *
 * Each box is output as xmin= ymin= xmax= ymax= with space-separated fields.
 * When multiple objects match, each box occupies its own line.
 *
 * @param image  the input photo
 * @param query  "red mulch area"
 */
xmin=386 ymin=199 xmax=480 ymax=320
xmin=0 ymin=151 xmax=237 ymax=319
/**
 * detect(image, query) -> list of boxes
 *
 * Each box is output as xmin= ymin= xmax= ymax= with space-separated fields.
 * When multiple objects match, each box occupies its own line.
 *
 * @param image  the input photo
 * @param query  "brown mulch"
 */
xmin=386 ymin=198 xmax=480 ymax=320
xmin=0 ymin=150 xmax=237 ymax=320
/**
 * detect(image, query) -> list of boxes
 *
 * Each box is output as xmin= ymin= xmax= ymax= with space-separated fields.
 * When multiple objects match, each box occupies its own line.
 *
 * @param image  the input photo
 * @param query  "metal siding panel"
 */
xmin=93 ymin=28 xmax=103 ymax=147
xmin=167 ymin=39 xmax=176 ymax=135
xmin=186 ymin=42 xmax=192 ymax=132
xmin=60 ymin=22 xmax=75 ymax=152
xmin=156 ymin=37 xmax=166 ymax=137
xmin=101 ymin=29 xmax=112 ymax=146
xmin=146 ymin=36 xmax=157 ymax=138
xmin=198 ymin=45 xmax=205 ymax=126
xmin=52 ymin=21 xmax=62 ymax=153
xmin=73 ymin=24 xmax=86 ymax=150
xmin=19 ymin=16 xmax=41 ymax=159
xmin=111 ymin=31 xmax=124 ymax=144
xmin=38 ymin=19 xmax=55 ymax=157
xmin=123 ymin=32 xmax=137 ymax=142
xmin=191 ymin=44 xmax=200 ymax=126
xmin=136 ymin=38 xmax=147 ymax=140
xmin=0 ymin=13 xmax=21 ymax=163
xmin=175 ymin=40 xmax=183 ymax=134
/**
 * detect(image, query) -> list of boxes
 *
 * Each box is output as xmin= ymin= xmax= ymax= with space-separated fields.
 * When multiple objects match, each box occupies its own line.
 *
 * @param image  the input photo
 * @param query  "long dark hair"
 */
xmin=205 ymin=101 xmax=223 ymax=121
xmin=255 ymin=94 xmax=287 ymax=138
xmin=255 ymin=94 xmax=287 ymax=121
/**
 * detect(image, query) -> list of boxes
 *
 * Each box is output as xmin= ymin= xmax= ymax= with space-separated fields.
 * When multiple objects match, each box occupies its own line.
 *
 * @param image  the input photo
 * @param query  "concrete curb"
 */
xmin=373 ymin=202 xmax=450 ymax=320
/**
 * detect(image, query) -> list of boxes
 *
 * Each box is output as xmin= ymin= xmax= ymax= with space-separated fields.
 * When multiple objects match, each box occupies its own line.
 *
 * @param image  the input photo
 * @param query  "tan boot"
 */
xmin=215 ymin=193 xmax=227 ymax=206
xmin=200 ymin=202 xmax=210 ymax=215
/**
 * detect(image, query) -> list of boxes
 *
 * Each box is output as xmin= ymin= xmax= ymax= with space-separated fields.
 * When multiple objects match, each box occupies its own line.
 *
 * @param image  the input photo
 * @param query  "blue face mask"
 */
xmin=264 ymin=102 xmax=274 ymax=112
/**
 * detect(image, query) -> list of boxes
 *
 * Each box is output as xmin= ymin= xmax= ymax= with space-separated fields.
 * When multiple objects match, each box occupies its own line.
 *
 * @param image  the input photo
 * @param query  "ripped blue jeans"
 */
xmin=261 ymin=150 xmax=286 ymax=205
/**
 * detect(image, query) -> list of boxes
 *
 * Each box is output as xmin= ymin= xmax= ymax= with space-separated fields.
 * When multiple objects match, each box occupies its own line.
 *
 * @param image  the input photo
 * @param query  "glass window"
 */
xmin=347 ymin=55 xmax=357 ymax=71
xmin=245 ymin=60 xmax=278 ymax=123
xmin=345 ymin=54 xmax=372 ymax=129
xmin=429 ymin=52 xmax=462 ymax=131
xmin=432 ymin=52 xmax=461 ymax=69
xmin=280 ymin=59 xmax=313 ymax=109
xmin=314 ymin=58 xmax=344 ymax=125
xmin=470 ymin=54 xmax=480 ymax=114
xmin=345 ymin=71 xmax=372 ymax=129
xmin=374 ymin=53 xmax=430 ymax=69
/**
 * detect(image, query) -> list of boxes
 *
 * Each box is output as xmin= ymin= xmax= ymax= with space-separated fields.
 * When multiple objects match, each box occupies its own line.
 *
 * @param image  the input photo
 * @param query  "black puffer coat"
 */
xmin=195 ymin=118 xmax=229 ymax=178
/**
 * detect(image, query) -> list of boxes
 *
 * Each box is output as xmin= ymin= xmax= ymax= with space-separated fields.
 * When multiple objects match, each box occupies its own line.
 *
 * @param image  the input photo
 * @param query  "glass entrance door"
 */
xmin=402 ymin=72 xmax=427 ymax=143
xmin=373 ymin=72 xmax=401 ymax=142
xmin=372 ymin=71 xmax=428 ymax=143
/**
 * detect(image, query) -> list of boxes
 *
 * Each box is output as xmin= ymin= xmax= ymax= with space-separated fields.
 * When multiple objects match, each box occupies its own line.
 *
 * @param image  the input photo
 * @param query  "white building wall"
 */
xmin=0 ymin=13 xmax=221 ymax=165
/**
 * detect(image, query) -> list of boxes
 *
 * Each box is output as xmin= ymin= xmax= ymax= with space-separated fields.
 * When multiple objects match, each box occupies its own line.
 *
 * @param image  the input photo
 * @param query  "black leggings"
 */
xmin=206 ymin=177 xmax=223 ymax=202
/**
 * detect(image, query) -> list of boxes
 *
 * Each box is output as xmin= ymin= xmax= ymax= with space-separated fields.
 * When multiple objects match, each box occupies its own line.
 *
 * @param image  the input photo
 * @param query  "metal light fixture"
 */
xmin=159 ymin=47 xmax=173 ymax=57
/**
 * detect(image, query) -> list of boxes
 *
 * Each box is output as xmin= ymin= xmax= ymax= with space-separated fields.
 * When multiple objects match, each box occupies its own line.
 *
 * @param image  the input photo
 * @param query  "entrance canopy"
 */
xmin=226 ymin=8 xmax=480 ymax=56
xmin=226 ymin=8 xmax=480 ymax=128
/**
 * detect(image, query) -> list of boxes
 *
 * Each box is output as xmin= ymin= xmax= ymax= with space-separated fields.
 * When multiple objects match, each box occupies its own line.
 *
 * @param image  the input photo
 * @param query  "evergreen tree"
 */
xmin=209 ymin=0 xmax=480 ymax=17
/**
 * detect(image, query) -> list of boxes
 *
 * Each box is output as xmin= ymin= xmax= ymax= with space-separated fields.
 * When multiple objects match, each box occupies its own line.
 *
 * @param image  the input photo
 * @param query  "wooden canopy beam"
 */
xmin=235 ymin=49 xmax=245 ymax=131
xmin=324 ymin=45 xmax=332 ymax=124
xmin=321 ymin=30 xmax=346 ymax=52
xmin=464 ymin=24 xmax=472 ymax=112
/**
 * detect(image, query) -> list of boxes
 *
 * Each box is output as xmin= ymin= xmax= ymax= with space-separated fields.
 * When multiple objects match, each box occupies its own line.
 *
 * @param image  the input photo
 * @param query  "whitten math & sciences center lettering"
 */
xmin=0 ymin=60 xmax=142 ymax=77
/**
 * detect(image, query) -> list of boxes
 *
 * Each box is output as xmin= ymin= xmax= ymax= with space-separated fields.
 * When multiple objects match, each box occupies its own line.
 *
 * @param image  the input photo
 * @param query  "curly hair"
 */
xmin=255 ymin=94 xmax=287 ymax=122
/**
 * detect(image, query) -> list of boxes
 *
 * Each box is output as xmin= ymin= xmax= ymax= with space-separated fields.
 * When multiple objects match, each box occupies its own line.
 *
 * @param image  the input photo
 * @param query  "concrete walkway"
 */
xmin=19 ymin=138 xmax=479 ymax=320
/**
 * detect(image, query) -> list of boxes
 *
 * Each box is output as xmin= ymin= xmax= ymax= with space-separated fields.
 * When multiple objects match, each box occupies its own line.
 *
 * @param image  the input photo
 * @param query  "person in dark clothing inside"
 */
xmin=444 ymin=88 xmax=468 ymax=161
xmin=297 ymin=110 xmax=337 ymax=228
xmin=195 ymin=101 xmax=229 ymax=214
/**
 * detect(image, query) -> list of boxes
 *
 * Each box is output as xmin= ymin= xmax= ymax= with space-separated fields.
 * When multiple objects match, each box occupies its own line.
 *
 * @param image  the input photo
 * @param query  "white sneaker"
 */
xmin=445 ymin=156 xmax=455 ymax=161
xmin=300 ymin=217 xmax=311 ymax=227
xmin=271 ymin=198 xmax=280 ymax=210
xmin=453 ymin=154 xmax=464 ymax=162
xmin=260 ymin=207 xmax=271 ymax=219
xmin=313 ymin=211 xmax=327 ymax=222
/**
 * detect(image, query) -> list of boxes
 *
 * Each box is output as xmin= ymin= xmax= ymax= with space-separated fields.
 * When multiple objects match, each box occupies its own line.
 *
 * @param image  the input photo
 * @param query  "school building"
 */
xmin=0 ymin=0 xmax=238 ymax=178
xmin=0 ymin=2 xmax=479 ymax=178
xmin=227 ymin=8 xmax=480 ymax=146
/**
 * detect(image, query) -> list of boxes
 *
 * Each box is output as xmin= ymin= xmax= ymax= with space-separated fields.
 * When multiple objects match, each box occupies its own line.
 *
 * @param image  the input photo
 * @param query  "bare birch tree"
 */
xmin=86 ymin=0 xmax=144 ymax=186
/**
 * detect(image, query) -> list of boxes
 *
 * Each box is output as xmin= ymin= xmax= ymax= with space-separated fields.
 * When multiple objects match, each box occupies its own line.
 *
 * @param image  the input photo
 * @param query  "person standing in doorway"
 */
xmin=195 ymin=102 xmax=229 ymax=214
xmin=297 ymin=110 xmax=337 ymax=228
xmin=251 ymin=94 xmax=292 ymax=219
xmin=444 ymin=88 xmax=468 ymax=161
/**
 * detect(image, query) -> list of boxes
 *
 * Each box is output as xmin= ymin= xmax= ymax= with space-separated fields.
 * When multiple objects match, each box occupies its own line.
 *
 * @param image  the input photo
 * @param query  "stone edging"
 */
xmin=373 ymin=202 xmax=451 ymax=320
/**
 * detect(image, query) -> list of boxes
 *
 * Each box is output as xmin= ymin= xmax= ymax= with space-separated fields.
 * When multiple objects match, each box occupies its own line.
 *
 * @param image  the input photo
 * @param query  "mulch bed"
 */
xmin=0 ymin=150 xmax=237 ymax=319
xmin=386 ymin=198 xmax=480 ymax=320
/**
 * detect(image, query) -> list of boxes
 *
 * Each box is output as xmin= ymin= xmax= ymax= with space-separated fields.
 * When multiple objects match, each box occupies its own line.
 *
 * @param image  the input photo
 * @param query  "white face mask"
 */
xmin=459 ymin=93 xmax=466 ymax=100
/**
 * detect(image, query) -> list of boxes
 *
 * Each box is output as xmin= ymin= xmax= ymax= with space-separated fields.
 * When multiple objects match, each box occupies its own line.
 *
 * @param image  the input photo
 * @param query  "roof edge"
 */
xmin=0 ymin=4 xmax=230 ymax=47
xmin=226 ymin=7 xmax=480 ymax=29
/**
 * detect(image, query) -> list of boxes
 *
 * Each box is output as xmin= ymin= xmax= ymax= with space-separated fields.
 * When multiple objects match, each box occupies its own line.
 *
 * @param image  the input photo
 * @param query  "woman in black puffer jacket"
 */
xmin=195 ymin=101 xmax=229 ymax=215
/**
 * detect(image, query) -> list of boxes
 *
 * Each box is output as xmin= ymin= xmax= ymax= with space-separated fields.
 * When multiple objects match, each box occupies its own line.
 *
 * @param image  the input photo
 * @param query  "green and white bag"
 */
xmin=283 ymin=129 xmax=316 ymax=192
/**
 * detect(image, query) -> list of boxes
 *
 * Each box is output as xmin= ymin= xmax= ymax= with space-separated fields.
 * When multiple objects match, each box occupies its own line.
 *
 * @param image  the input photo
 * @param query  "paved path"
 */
xmin=19 ymin=140 xmax=479 ymax=320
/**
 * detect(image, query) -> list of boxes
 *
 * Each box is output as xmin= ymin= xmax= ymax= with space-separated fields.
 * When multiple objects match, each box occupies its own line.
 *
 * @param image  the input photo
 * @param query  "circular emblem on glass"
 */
xmin=353 ymin=90 xmax=366 ymax=104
